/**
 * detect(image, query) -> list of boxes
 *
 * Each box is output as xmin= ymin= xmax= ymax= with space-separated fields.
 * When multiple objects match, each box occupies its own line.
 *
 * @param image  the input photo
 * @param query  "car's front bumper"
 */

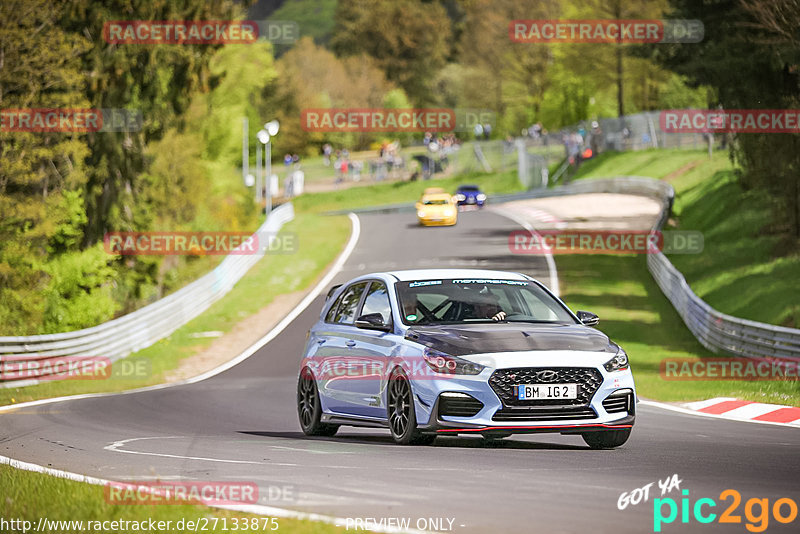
xmin=418 ymin=215 xmax=457 ymax=226
xmin=411 ymin=365 xmax=636 ymax=435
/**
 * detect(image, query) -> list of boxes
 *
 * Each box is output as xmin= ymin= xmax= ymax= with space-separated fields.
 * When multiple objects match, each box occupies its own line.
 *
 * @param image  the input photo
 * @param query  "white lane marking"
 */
xmin=0 ymin=454 xmax=423 ymax=534
xmin=104 ymin=436 xmax=291 ymax=466
xmin=491 ymin=208 xmax=560 ymax=297
xmin=639 ymin=399 xmax=800 ymax=429
xmin=0 ymin=213 xmax=361 ymax=415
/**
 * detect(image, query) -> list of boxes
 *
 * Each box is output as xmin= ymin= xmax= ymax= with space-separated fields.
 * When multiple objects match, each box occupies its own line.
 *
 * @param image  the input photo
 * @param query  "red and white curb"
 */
xmin=683 ymin=397 xmax=800 ymax=427
xmin=683 ymin=398 xmax=800 ymax=426
xmin=639 ymin=398 xmax=800 ymax=428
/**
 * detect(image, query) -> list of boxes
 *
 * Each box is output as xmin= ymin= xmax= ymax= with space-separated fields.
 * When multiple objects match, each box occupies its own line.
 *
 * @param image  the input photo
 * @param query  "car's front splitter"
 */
xmin=431 ymin=415 xmax=635 ymax=436
xmin=416 ymin=393 xmax=635 ymax=436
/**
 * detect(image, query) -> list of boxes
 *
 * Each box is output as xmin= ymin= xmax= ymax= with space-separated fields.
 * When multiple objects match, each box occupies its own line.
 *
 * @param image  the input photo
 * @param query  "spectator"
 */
xmin=590 ymin=121 xmax=603 ymax=156
xmin=322 ymin=143 xmax=332 ymax=166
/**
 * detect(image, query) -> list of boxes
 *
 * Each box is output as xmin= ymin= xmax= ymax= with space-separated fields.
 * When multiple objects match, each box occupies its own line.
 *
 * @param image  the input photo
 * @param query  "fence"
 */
xmin=517 ymin=110 xmax=715 ymax=187
xmin=0 ymin=203 xmax=295 ymax=387
xmin=501 ymin=176 xmax=800 ymax=361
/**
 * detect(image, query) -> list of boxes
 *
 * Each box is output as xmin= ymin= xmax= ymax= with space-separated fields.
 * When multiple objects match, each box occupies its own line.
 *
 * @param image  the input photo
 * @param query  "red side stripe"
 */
xmin=753 ymin=407 xmax=800 ymax=423
xmin=698 ymin=400 xmax=753 ymax=415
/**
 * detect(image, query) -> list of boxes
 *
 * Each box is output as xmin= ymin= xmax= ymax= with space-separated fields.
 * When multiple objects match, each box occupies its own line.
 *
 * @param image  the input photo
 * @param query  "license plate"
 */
xmin=517 ymin=383 xmax=577 ymax=400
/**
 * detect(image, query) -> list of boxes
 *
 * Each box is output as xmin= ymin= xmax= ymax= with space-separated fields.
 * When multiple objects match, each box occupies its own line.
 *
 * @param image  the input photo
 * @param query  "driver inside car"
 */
xmin=464 ymin=289 xmax=507 ymax=322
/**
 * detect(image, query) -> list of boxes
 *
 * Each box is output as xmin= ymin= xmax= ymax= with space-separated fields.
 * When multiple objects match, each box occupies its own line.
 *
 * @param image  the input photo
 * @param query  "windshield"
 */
xmin=396 ymin=279 xmax=577 ymax=325
xmin=422 ymin=199 xmax=449 ymax=205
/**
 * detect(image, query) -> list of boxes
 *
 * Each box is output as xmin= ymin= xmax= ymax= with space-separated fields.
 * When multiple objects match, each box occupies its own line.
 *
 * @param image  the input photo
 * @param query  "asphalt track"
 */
xmin=2 ymin=209 xmax=799 ymax=533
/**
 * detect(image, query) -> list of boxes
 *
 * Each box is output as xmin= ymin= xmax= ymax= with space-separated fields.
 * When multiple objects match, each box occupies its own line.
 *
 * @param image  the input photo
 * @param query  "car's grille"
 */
xmin=489 ymin=367 xmax=603 ymax=407
xmin=438 ymin=393 xmax=484 ymax=417
xmin=603 ymin=391 xmax=634 ymax=414
xmin=493 ymin=405 xmax=597 ymax=421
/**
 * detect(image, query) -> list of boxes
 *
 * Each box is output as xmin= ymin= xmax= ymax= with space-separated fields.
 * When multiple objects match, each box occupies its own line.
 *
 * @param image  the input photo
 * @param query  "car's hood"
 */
xmin=405 ymin=322 xmax=617 ymax=357
xmin=418 ymin=205 xmax=454 ymax=214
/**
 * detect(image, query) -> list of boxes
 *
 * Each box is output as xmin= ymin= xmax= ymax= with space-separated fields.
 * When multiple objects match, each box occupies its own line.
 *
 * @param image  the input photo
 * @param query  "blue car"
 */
xmin=454 ymin=184 xmax=486 ymax=208
xmin=296 ymin=269 xmax=636 ymax=448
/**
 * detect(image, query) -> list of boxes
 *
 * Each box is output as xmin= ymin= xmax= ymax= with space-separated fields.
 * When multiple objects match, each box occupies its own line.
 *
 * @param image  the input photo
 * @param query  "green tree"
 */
xmin=655 ymin=0 xmax=800 ymax=237
xmin=331 ymin=0 xmax=452 ymax=105
xmin=0 ymin=0 xmax=111 ymax=333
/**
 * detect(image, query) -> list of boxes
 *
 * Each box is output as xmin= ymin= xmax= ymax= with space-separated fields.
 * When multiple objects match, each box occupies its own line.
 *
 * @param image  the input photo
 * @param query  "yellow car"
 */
xmin=416 ymin=192 xmax=458 ymax=226
xmin=422 ymin=187 xmax=446 ymax=195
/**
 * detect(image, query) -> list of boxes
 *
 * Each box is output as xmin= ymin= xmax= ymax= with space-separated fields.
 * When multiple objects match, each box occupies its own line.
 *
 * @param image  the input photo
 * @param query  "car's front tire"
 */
xmin=297 ymin=367 xmax=339 ymax=437
xmin=581 ymin=428 xmax=631 ymax=449
xmin=387 ymin=369 xmax=435 ymax=445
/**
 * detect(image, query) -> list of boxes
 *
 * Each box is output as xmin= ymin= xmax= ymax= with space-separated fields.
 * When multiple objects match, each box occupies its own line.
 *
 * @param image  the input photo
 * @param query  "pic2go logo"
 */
xmin=654 ymin=489 xmax=798 ymax=532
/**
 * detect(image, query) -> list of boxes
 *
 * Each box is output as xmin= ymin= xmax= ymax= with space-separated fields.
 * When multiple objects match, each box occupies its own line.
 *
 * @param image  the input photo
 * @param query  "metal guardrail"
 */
xmin=535 ymin=176 xmax=800 ymax=360
xmin=0 ymin=203 xmax=295 ymax=387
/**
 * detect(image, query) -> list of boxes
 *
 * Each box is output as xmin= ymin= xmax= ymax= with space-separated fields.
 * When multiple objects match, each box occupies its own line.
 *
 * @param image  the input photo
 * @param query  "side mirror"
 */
xmin=355 ymin=313 xmax=392 ymax=332
xmin=576 ymin=310 xmax=599 ymax=326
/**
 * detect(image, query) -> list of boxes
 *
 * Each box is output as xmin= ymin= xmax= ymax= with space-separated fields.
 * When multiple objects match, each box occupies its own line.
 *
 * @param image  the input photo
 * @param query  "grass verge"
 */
xmin=0 ymin=213 xmax=350 ymax=407
xmin=558 ymin=254 xmax=799 ymax=405
xmin=0 ymin=464 xmax=343 ymax=533
xmin=562 ymin=148 xmax=799 ymax=404
xmin=571 ymin=148 xmax=800 ymax=327
xmin=293 ymin=169 xmax=523 ymax=214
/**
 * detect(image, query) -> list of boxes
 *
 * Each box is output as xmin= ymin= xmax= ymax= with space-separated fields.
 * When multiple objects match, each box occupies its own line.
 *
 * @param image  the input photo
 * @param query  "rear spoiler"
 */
xmin=325 ymin=284 xmax=342 ymax=300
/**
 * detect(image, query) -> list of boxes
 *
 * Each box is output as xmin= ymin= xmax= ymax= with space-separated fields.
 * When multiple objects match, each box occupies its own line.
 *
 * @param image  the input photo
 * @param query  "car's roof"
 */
xmin=420 ymin=193 xmax=453 ymax=201
xmin=385 ymin=269 xmax=530 ymax=282
xmin=458 ymin=184 xmax=479 ymax=189
xmin=422 ymin=187 xmax=446 ymax=194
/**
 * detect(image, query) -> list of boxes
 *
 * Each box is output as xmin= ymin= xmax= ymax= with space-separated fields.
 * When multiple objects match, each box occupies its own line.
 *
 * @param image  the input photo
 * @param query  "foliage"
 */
xmin=653 ymin=0 xmax=800 ymax=238
xmin=331 ymin=0 xmax=453 ymax=106
xmin=270 ymin=0 xmax=338 ymax=46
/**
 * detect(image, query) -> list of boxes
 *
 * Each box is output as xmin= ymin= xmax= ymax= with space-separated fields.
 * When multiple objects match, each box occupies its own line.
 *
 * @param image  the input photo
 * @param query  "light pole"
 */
xmin=242 ymin=117 xmax=249 ymax=185
xmin=256 ymin=129 xmax=270 ymax=211
xmin=255 ymin=139 xmax=262 ymax=203
xmin=263 ymin=120 xmax=280 ymax=214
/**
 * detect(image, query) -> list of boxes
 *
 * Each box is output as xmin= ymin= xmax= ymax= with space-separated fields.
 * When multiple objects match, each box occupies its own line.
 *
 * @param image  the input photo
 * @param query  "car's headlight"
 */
xmin=417 ymin=210 xmax=426 ymax=218
xmin=455 ymin=193 xmax=466 ymax=201
xmin=476 ymin=193 xmax=486 ymax=201
xmin=422 ymin=347 xmax=484 ymax=375
xmin=604 ymin=348 xmax=629 ymax=372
